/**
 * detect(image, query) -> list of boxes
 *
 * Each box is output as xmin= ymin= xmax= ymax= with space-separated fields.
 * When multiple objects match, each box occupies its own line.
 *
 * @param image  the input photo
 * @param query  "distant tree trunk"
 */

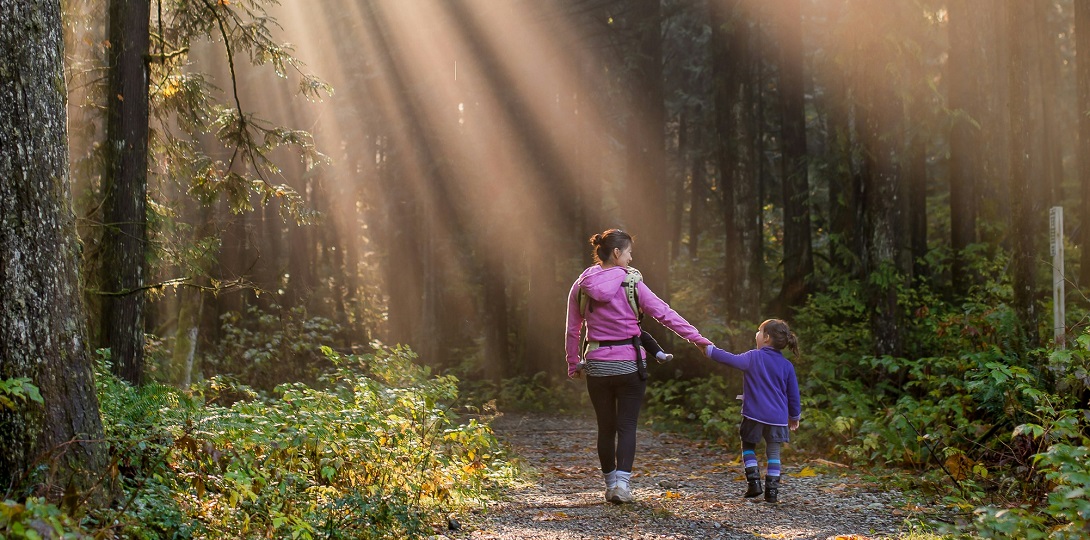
xmin=947 ymin=0 xmax=983 ymax=295
xmin=1034 ymin=1 xmax=1063 ymax=208
xmin=672 ymin=112 xmax=688 ymax=262
xmin=0 ymin=0 xmax=108 ymax=498
xmin=710 ymin=0 xmax=760 ymax=323
xmin=905 ymin=101 xmax=928 ymax=281
xmin=626 ymin=0 xmax=670 ymax=299
xmin=100 ymin=0 xmax=151 ymax=385
xmin=1078 ymin=0 xmax=1090 ymax=286
xmin=689 ymin=149 xmax=705 ymax=259
xmin=777 ymin=0 xmax=813 ymax=311
xmin=856 ymin=5 xmax=906 ymax=358
xmin=1007 ymin=0 xmax=1041 ymax=348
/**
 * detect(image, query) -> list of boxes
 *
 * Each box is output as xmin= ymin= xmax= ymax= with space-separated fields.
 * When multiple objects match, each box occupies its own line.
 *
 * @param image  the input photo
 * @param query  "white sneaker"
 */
xmin=605 ymin=487 xmax=615 ymax=502
xmin=609 ymin=485 xmax=634 ymax=504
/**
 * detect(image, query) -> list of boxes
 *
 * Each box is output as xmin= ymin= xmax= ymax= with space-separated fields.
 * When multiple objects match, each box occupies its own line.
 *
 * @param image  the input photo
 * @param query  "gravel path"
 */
xmin=448 ymin=413 xmax=923 ymax=540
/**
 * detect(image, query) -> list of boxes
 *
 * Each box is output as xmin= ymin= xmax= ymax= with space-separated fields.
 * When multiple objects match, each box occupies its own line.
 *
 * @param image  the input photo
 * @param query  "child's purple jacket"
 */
xmin=565 ymin=265 xmax=710 ymax=377
xmin=705 ymin=345 xmax=801 ymax=426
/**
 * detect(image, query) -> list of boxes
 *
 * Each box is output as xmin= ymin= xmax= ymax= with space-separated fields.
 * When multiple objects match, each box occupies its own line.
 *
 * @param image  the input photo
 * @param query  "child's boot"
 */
xmin=764 ymin=475 xmax=780 ymax=503
xmin=743 ymin=466 xmax=763 ymax=498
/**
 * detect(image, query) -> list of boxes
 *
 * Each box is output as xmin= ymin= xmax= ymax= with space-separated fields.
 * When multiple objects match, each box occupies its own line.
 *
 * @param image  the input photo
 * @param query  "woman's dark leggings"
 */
xmin=587 ymin=371 xmax=646 ymax=473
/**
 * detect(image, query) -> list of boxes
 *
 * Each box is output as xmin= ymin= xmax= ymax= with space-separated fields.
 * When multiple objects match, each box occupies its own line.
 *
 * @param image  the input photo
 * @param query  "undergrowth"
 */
xmin=2 ymin=344 xmax=517 ymax=539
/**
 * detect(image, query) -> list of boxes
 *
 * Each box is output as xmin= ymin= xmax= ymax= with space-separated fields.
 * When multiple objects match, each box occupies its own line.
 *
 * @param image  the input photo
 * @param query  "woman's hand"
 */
xmin=789 ymin=418 xmax=800 ymax=431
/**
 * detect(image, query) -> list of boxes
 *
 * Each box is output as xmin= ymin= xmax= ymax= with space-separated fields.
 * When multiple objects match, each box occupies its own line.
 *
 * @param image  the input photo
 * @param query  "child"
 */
xmin=704 ymin=319 xmax=801 ymax=503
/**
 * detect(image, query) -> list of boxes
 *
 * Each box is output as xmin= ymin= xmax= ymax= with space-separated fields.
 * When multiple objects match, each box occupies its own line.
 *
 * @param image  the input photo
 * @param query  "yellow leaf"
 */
xmin=795 ymin=466 xmax=817 ymax=477
xmin=663 ymin=491 xmax=681 ymax=499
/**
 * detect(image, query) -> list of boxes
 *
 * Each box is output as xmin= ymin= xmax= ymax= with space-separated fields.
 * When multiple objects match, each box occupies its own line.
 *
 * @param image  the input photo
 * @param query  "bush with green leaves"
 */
xmin=83 ymin=343 xmax=515 ymax=539
xmin=203 ymin=305 xmax=342 ymax=392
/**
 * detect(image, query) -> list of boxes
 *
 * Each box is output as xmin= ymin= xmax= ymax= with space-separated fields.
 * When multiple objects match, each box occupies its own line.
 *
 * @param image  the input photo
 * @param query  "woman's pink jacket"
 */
xmin=565 ymin=265 xmax=711 ymax=377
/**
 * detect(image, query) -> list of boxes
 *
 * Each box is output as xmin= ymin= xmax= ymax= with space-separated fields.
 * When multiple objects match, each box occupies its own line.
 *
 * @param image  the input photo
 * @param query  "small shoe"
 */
xmin=604 ymin=487 xmax=615 ymax=502
xmin=609 ymin=485 xmax=634 ymax=504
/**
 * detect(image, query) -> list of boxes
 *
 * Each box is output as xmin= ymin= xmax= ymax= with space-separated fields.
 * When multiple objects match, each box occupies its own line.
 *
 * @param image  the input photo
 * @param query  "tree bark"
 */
xmin=0 ymin=0 xmax=108 ymax=498
xmin=777 ymin=0 xmax=814 ymax=311
xmin=1007 ymin=0 xmax=1041 ymax=348
xmin=100 ymin=0 xmax=151 ymax=385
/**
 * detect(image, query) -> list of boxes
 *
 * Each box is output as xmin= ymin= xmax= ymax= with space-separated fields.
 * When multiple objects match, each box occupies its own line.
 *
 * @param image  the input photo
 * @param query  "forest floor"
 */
xmin=444 ymin=413 xmax=952 ymax=540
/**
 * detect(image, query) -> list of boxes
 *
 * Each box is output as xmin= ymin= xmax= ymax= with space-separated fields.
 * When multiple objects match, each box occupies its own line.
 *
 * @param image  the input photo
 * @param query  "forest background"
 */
xmin=3 ymin=0 xmax=1090 ymax=538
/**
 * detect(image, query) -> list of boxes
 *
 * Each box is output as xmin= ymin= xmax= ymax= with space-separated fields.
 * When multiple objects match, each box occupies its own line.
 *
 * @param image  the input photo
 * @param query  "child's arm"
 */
xmin=703 ymin=345 xmax=754 ymax=370
xmin=786 ymin=365 xmax=801 ymax=430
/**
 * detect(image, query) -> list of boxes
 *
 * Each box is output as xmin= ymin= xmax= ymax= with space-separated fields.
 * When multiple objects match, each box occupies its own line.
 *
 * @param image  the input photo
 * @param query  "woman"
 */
xmin=565 ymin=228 xmax=712 ymax=504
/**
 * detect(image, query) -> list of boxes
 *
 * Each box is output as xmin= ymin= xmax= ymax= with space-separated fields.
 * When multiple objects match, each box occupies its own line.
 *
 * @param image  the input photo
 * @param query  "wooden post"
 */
xmin=1051 ymin=206 xmax=1065 ymax=348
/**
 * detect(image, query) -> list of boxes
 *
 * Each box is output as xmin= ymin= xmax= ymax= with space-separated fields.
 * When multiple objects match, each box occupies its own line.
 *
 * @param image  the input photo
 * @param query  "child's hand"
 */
xmin=789 ymin=419 xmax=800 ymax=431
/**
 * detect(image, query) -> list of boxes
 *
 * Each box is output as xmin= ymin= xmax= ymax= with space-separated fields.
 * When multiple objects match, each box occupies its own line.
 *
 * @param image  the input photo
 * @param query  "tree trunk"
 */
xmin=711 ymin=0 xmax=760 ymax=323
xmin=946 ymin=0 xmax=983 ymax=295
xmin=688 ymin=149 xmax=704 ymax=259
xmin=0 ymin=0 xmax=108 ymax=498
xmin=1034 ymin=1 xmax=1063 ymax=208
xmin=1078 ymin=0 xmax=1090 ymax=286
xmin=1007 ymin=0 xmax=1041 ymax=348
xmin=100 ymin=0 xmax=151 ymax=385
xmin=777 ymin=0 xmax=814 ymax=311
xmin=626 ymin=0 xmax=670 ymax=299
xmin=856 ymin=5 xmax=906 ymax=358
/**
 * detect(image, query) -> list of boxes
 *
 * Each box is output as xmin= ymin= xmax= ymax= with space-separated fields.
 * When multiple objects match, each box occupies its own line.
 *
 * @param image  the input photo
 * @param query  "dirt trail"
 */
xmin=449 ymin=413 xmax=922 ymax=540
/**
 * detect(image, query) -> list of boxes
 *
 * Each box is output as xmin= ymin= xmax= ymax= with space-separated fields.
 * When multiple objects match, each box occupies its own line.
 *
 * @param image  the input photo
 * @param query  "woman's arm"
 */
xmin=564 ymin=281 xmax=584 ymax=377
xmin=635 ymin=282 xmax=712 ymax=348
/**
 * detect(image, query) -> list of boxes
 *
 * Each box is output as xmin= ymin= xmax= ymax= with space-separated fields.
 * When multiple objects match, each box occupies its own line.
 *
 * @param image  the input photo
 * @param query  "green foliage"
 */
xmin=75 ymin=344 xmax=515 ymax=539
xmin=0 ymin=378 xmax=43 ymax=411
xmin=644 ymin=375 xmax=741 ymax=443
xmin=203 ymin=305 xmax=342 ymax=391
xmin=0 ymin=497 xmax=89 ymax=539
xmin=460 ymin=372 xmax=588 ymax=415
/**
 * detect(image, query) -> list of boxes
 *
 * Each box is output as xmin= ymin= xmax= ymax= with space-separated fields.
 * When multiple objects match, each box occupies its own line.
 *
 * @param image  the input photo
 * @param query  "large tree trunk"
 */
xmin=946 ymin=0 xmax=983 ymax=295
xmin=1078 ymin=0 xmax=1090 ymax=287
xmin=0 ymin=0 xmax=108 ymax=498
xmin=1007 ymin=0 xmax=1041 ymax=348
xmin=777 ymin=0 xmax=814 ymax=311
xmin=100 ymin=0 xmax=151 ymax=385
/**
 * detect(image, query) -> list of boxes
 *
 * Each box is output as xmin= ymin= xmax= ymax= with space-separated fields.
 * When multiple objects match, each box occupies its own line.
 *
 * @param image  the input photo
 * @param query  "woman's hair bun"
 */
xmin=589 ymin=233 xmax=603 ymax=246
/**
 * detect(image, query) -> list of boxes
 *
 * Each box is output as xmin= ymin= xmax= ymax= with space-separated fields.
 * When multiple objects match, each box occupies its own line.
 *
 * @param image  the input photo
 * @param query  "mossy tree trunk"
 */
xmin=0 ymin=0 xmax=108 ymax=499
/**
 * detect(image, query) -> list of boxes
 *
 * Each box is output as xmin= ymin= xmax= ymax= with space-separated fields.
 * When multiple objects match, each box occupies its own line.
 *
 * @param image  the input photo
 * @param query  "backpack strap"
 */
xmin=578 ymin=267 xmax=643 ymax=319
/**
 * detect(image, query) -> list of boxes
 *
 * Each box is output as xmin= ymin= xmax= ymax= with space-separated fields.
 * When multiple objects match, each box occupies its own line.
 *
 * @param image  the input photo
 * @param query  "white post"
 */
xmin=1050 ymin=206 xmax=1065 ymax=348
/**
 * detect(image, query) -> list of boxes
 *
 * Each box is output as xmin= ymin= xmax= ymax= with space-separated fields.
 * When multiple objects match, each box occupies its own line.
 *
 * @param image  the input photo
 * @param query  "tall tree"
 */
xmin=710 ymin=0 xmax=762 ymax=323
xmin=946 ymin=0 xmax=983 ymax=295
xmin=100 ymin=0 xmax=151 ymax=385
xmin=776 ymin=0 xmax=813 ymax=311
xmin=1 ymin=0 xmax=108 ymax=497
xmin=855 ymin=3 xmax=906 ymax=357
xmin=626 ymin=0 xmax=670 ymax=299
xmin=1079 ymin=0 xmax=1090 ymax=287
xmin=1007 ymin=0 xmax=1041 ymax=347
